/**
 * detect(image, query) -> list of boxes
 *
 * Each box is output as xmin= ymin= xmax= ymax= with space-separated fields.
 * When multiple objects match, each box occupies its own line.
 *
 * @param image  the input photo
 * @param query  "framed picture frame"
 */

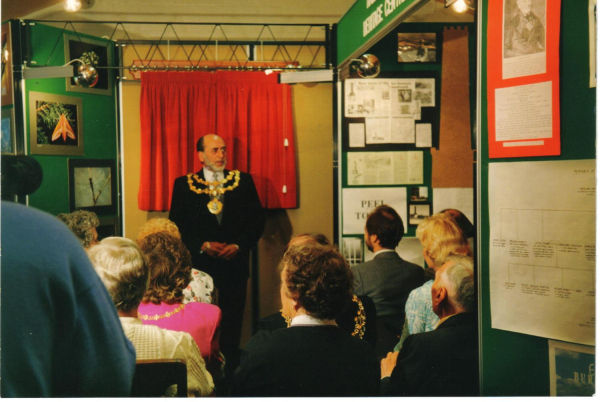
xmin=97 ymin=216 xmax=121 ymax=240
xmin=64 ymin=34 xmax=113 ymax=96
xmin=2 ymin=22 xmax=13 ymax=106
xmin=398 ymin=33 xmax=438 ymax=63
xmin=29 ymin=92 xmax=84 ymax=156
xmin=1 ymin=107 xmax=15 ymax=154
xmin=408 ymin=203 xmax=432 ymax=226
xmin=68 ymin=158 xmax=117 ymax=215
xmin=410 ymin=186 xmax=429 ymax=202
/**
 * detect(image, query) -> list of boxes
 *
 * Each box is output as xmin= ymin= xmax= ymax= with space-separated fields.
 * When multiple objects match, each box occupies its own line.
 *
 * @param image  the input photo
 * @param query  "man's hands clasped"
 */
xmin=202 ymin=242 xmax=240 ymax=261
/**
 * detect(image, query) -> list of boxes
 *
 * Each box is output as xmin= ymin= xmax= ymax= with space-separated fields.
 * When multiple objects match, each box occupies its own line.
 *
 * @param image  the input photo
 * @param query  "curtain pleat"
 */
xmin=139 ymin=71 xmax=297 ymax=211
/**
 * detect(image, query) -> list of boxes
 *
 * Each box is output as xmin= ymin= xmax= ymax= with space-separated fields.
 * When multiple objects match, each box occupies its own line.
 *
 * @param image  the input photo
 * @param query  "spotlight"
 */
xmin=64 ymin=0 xmax=82 ymax=12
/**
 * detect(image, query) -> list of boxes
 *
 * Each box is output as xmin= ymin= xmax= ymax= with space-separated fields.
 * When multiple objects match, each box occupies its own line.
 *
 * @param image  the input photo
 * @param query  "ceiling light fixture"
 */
xmin=64 ymin=0 xmax=82 ymax=12
xmin=444 ymin=0 xmax=475 ymax=13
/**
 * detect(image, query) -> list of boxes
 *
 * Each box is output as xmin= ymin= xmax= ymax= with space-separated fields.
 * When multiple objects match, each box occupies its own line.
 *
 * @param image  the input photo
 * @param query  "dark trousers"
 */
xmin=214 ymin=277 xmax=247 ymax=367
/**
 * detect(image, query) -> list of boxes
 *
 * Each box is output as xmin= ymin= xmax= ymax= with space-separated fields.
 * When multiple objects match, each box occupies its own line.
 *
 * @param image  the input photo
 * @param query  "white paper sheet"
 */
xmin=495 ymin=81 xmax=552 ymax=142
xmin=347 ymin=151 xmax=423 ymax=186
xmin=432 ymin=188 xmax=474 ymax=223
xmin=342 ymin=187 xmax=407 ymax=235
xmin=489 ymin=160 xmax=596 ymax=345
xmin=364 ymin=237 xmax=425 ymax=268
xmin=349 ymin=123 xmax=366 ymax=147
xmin=416 ymin=123 xmax=432 ymax=148
xmin=366 ymin=118 xmax=415 ymax=144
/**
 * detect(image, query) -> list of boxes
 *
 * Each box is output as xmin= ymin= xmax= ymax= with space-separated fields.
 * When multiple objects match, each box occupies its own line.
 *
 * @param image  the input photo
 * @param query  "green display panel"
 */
xmin=21 ymin=22 xmax=119 ymax=219
xmin=336 ymin=0 xmax=427 ymax=66
xmin=478 ymin=1 xmax=596 ymax=396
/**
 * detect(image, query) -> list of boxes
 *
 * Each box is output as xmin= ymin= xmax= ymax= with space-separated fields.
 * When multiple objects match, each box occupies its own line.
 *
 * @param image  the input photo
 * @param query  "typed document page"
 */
xmin=489 ymin=160 xmax=595 ymax=345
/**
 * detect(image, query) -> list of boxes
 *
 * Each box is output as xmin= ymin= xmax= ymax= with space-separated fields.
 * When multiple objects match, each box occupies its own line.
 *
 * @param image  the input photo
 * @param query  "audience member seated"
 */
xmin=231 ymin=238 xmax=380 ymax=397
xmin=137 ymin=232 xmax=224 ymax=379
xmin=2 ymin=202 xmax=135 ymax=397
xmin=57 ymin=210 xmax=100 ymax=249
xmin=137 ymin=217 xmax=216 ymax=304
xmin=352 ymin=205 xmax=425 ymax=350
xmin=88 ymin=237 xmax=214 ymax=396
xmin=257 ymin=233 xmax=377 ymax=348
xmin=380 ymin=255 xmax=479 ymax=396
xmin=394 ymin=213 xmax=472 ymax=351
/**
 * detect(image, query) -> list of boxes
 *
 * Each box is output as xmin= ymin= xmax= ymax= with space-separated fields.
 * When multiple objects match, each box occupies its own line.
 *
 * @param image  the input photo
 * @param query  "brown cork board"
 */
xmin=431 ymin=27 xmax=474 ymax=188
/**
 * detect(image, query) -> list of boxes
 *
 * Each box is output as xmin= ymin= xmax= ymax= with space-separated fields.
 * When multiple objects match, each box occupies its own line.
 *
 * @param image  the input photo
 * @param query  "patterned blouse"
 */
xmin=182 ymin=268 xmax=215 ymax=304
xmin=394 ymin=280 xmax=439 ymax=351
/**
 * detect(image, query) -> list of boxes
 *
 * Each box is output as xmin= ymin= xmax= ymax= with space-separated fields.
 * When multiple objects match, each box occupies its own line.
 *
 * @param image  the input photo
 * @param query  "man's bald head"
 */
xmin=196 ymin=134 xmax=224 ymax=152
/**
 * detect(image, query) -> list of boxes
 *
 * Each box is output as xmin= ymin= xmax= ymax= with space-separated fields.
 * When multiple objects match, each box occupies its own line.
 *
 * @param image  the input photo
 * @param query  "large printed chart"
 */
xmin=489 ymin=160 xmax=595 ymax=345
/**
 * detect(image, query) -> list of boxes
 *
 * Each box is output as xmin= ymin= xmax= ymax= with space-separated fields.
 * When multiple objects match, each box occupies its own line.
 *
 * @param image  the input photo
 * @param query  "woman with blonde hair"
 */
xmin=137 ymin=218 xmax=215 ymax=304
xmin=394 ymin=213 xmax=472 ymax=350
xmin=137 ymin=232 xmax=223 ymax=379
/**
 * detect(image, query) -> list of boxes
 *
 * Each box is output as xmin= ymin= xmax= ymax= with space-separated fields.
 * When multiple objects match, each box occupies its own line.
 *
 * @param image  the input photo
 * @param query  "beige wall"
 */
xmin=120 ymin=80 xmax=333 ymax=346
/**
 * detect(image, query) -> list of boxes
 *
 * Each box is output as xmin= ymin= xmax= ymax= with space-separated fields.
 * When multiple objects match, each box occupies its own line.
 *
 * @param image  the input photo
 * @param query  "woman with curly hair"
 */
xmin=136 ymin=218 xmax=215 ymax=304
xmin=231 ymin=238 xmax=379 ymax=397
xmin=137 ymin=232 xmax=223 ymax=379
xmin=57 ymin=210 xmax=99 ymax=249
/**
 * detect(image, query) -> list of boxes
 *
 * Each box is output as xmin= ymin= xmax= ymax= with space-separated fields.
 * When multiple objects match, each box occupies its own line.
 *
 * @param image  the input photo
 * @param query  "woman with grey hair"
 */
xmin=88 ymin=237 xmax=214 ymax=396
xmin=57 ymin=210 xmax=100 ymax=249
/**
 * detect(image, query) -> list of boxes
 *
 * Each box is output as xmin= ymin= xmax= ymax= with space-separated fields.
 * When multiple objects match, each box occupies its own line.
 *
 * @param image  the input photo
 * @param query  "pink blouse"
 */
xmin=138 ymin=301 xmax=222 ymax=368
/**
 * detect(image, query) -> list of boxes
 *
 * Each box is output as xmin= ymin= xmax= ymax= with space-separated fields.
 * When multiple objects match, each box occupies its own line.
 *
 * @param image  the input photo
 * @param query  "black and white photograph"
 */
xmin=398 ymin=33 xmax=437 ymax=63
xmin=503 ymin=0 xmax=546 ymax=59
xmin=414 ymin=79 xmax=435 ymax=107
xmin=411 ymin=186 xmax=429 ymax=201
xmin=409 ymin=203 xmax=431 ymax=226
xmin=64 ymin=34 xmax=113 ymax=95
xmin=342 ymin=237 xmax=363 ymax=266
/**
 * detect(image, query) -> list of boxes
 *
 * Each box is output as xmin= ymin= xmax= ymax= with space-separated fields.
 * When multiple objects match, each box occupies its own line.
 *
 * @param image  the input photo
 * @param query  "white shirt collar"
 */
xmin=203 ymin=166 xmax=220 ymax=179
xmin=290 ymin=314 xmax=337 ymax=327
xmin=373 ymin=249 xmax=396 ymax=258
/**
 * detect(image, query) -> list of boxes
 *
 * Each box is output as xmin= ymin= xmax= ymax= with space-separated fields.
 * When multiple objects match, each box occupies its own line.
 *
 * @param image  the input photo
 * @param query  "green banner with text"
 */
xmin=337 ymin=0 xmax=425 ymax=66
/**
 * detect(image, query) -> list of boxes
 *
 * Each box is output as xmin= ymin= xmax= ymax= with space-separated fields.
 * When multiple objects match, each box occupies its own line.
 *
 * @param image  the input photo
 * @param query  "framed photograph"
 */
xmin=411 ymin=186 xmax=429 ymax=202
xmin=1 ymin=107 xmax=15 ymax=154
xmin=2 ymin=22 xmax=13 ymax=106
xmin=398 ymin=33 xmax=437 ymax=63
xmin=69 ymin=158 xmax=117 ymax=215
xmin=342 ymin=237 xmax=364 ymax=266
xmin=64 ymin=34 xmax=113 ymax=95
xmin=29 ymin=92 xmax=83 ymax=156
xmin=409 ymin=203 xmax=431 ymax=226
xmin=549 ymin=340 xmax=595 ymax=396
xmin=97 ymin=216 xmax=121 ymax=240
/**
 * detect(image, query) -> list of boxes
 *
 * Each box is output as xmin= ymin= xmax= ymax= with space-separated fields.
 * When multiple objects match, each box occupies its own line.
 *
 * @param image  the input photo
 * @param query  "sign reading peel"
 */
xmin=337 ymin=0 xmax=426 ymax=66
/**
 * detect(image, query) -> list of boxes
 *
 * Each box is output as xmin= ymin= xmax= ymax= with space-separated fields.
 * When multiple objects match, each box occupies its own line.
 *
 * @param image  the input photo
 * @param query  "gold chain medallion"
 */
xmin=187 ymin=170 xmax=241 ymax=214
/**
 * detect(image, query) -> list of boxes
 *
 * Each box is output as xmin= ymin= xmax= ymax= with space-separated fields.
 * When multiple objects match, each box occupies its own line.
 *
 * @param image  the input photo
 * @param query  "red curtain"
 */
xmin=139 ymin=71 xmax=296 ymax=211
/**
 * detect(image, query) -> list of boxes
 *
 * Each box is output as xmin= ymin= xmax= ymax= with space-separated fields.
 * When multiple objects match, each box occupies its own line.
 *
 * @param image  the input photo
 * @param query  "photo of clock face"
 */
xmin=74 ymin=166 xmax=112 ymax=208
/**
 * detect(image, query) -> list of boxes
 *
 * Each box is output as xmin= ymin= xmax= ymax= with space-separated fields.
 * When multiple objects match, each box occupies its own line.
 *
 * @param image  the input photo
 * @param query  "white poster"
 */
xmin=345 ymin=78 xmax=431 ymax=119
xmin=347 ymin=151 xmax=423 ymax=186
xmin=495 ymin=81 xmax=552 ymax=143
xmin=432 ymin=187 xmax=474 ymax=223
xmin=415 ymin=123 xmax=432 ymax=148
xmin=349 ymin=123 xmax=366 ymax=147
xmin=489 ymin=160 xmax=596 ymax=345
xmin=342 ymin=187 xmax=407 ymax=235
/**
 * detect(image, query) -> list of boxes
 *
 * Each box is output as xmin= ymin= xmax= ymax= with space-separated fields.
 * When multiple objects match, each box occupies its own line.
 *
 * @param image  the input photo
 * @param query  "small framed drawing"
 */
xmin=1 ymin=108 xmax=15 ymax=154
xmin=398 ymin=33 xmax=437 ymax=63
xmin=69 ymin=158 xmax=117 ymax=215
xmin=2 ymin=22 xmax=14 ymax=106
xmin=411 ymin=186 xmax=429 ymax=202
xmin=29 ymin=92 xmax=83 ymax=156
xmin=64 ymin=34 xmax=113 ymax=95
xmin=409 ymin=203 xmax=431 ymax=226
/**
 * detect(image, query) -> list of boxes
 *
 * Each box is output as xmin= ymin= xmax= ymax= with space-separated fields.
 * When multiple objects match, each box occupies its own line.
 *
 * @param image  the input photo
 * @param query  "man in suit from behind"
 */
xmin=380 ymin=255 xmax=479 ymax=396
xmin=352 ymin=205 xmax=425 ymax=326
xmin=169 ymin=134 xmax=265 ymax=378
